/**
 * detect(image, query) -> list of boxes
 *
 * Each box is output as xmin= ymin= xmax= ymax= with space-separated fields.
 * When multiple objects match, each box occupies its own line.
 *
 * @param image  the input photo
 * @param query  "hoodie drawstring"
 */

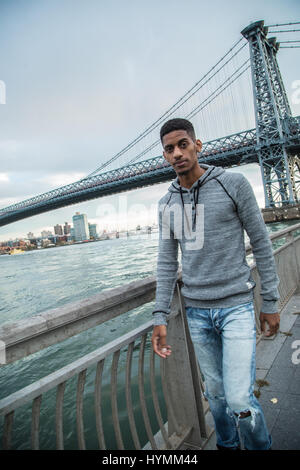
xmin=167 ymin=166 xmax=234 ymax=232
xmin=178 ymin=167 xmax=216 ymax=228
xmin=179 ymin=186 xmax=184 ymax=208
xmin=193 ymin=181 xmax=201 ymax=226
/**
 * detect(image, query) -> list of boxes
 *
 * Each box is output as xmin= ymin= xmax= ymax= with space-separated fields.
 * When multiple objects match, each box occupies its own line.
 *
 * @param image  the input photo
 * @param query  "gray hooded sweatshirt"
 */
xmin=153 ymin=163 xmax=280 ymax=326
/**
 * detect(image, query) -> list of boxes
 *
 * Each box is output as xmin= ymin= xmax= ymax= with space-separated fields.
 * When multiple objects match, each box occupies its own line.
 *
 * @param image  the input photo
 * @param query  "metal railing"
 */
xmin=0 ymin=223 xmax=300 ymax=450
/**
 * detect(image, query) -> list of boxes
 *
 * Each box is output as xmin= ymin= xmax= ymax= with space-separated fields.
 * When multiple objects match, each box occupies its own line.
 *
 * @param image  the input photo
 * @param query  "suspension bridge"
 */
xmin=1 ymin=19 xmax=300 ymax=228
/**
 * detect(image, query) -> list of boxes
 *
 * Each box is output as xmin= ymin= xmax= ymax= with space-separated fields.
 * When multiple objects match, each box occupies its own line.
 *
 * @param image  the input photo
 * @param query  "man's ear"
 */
xmin=195 ymin=139 xmax=202 ymax=153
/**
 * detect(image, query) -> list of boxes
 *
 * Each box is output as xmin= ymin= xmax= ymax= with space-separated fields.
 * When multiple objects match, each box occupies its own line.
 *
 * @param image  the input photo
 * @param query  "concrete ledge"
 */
xmin=0 ymin=277 xmax=156 ymax=364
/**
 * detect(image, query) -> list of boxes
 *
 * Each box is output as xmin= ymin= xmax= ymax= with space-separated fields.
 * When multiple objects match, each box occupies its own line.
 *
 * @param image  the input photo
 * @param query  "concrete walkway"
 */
xmin=203 ymin=288 xmax=300 ymax=450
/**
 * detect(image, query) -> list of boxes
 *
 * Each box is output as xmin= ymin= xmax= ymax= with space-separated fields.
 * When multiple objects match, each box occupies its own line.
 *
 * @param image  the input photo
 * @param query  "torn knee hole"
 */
xmin=234 ymin=410 xmax=251 ymax=419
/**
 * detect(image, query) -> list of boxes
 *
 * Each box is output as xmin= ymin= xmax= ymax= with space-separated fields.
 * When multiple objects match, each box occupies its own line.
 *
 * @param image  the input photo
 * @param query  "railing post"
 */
xmin=162 ymin=281 xmax=209 ymax=449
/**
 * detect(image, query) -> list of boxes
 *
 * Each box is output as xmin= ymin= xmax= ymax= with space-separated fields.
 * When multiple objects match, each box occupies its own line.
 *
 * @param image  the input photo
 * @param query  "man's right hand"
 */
xmin=151 ymin=325 xmax=172 ymax=358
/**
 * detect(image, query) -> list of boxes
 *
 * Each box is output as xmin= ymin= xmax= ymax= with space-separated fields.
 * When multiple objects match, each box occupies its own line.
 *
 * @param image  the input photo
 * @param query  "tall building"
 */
xmin=72 ymin=212 xmax=89 ymax=241
xmin=63 ymin=222 xmax=71 ymax=235
xmin=70 ymin=227 xmax=75 ymax=240
xmin=27 ymin=232 xmax=34 ymax=239
xmin=88 ymin=223 xmax=98 ymax=239
xmin=54 ymin=224 xmax=63 ymax=235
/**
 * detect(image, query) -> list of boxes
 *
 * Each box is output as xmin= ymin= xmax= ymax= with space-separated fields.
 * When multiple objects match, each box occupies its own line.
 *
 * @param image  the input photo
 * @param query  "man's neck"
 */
xmin=178 ymin=165 xmax=206 ymax=189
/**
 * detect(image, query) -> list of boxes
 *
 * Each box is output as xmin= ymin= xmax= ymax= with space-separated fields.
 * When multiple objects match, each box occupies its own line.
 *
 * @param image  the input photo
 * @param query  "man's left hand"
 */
xmin=260 ymin=312 xmax=280 ymax=337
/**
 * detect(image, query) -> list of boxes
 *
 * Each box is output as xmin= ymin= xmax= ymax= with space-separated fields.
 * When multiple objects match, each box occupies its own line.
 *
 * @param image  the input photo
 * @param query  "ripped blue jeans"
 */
xmin=185 ymin=302 xmax=271 ymax=450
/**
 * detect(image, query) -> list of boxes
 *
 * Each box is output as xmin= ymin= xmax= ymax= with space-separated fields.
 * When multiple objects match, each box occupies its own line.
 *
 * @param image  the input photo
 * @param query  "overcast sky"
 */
xmin=0 ymin=0 xmax=299 ymax=241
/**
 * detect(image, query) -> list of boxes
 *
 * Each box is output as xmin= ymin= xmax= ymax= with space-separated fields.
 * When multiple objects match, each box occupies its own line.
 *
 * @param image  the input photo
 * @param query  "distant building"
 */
xmin=54 ymin=224 xmax=63 ymax=235
xmin=70 ymin=227 xmax=75 ymax=240
xmin=88 ymin=223 xmax=98 ymax=239
xmin=27 ymin=232 xmax=35 ymax=239
xmin=72 ymin=212 xmax=89 ymax=241
xmin=41 ymin=230 xmax=53 ymax=238
xmin=63 ymin=222 xmax=71 ymax=235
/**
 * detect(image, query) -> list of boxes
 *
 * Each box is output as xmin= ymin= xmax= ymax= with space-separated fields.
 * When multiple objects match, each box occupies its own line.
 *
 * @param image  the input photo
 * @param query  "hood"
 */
xmin=168 ymin=164 xmax=225 ymax=194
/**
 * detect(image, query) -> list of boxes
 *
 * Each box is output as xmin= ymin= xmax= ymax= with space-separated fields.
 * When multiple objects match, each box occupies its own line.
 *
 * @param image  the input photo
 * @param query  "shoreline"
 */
xmin=0 ymin=228 xmax=159 ymax=255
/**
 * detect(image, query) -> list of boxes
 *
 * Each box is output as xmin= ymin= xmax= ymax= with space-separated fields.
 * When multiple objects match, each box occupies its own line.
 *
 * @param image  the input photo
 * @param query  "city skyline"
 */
xmin=1 ymin=212 xmax=99 ymax=243
xmin=0 ymin=208 xmax=156 ymax=243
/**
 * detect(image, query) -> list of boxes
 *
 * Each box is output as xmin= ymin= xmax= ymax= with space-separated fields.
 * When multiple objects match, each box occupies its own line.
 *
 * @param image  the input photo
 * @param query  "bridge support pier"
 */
xmin=242 ymin=20 xmax=299 ymax=207
xmin=262 ymin=203 xmax=300 ymax=223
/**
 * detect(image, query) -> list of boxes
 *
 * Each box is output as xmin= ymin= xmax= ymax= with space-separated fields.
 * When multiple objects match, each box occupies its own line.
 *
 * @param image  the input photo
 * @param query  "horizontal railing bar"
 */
xmin=250 ymin=240 xmax=300 ymax=276
xmin=245 ymin=233 xmax=300 ymax=268
xmin=0 ymin=321 xmax=153 ymax=416
xmin=268 ymin=222 xmax=300 ymax=240
xmin=0 ymin=276 xmax=156 ymax=349
xmin=272 ymin=234 xmax=300 ymax=257
xmin=244 ymin=222 xmax=300 ymax=253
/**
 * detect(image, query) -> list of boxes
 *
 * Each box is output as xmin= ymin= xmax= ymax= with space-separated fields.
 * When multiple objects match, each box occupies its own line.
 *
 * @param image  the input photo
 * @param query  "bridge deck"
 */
xmin=203 ymin=285 xmax=300 ymax=450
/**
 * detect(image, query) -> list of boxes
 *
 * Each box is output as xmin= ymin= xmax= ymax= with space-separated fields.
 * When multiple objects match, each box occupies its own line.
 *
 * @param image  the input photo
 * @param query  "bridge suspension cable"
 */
xmin=86 ymin=37 xmax=248 ymax=177
xmin=266 ymin=22 xmax=300 ymax=27
xmin=123 ymin=59 xmax=251 ymax=167
xmin=269 ymin=29 xmax=300 ymax=33
xmin=279 ymin=40 xmax=300 ymax=48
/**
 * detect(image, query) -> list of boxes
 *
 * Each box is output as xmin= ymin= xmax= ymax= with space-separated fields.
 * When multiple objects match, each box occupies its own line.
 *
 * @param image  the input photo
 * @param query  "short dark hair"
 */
xmin=160 ymin=118 xmax=196 ymax=142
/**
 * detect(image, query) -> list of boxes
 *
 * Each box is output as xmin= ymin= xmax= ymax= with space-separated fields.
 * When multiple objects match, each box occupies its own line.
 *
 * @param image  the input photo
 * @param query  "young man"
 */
xmin=151 ymin=118 xmax=280 ymax=450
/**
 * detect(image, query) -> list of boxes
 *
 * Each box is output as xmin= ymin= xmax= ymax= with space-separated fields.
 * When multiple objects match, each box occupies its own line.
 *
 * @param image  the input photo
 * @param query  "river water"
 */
xmin=0 ymin=220 xmax=299 ymax=449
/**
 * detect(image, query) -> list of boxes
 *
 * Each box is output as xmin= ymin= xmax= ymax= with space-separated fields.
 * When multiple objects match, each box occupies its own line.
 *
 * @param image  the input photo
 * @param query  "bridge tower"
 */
xmin=242 ymin=20 xmax=299 ymax=208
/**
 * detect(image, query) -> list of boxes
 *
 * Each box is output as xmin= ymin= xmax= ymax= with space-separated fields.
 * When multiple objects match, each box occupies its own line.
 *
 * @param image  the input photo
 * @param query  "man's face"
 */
xmin=162 ymin=130 xmax=202 ymax=176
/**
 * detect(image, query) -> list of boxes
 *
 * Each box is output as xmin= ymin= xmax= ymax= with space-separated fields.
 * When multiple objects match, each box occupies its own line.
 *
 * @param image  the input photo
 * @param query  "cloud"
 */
xmin=0 ymin=173 xmax=10 ymax=183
